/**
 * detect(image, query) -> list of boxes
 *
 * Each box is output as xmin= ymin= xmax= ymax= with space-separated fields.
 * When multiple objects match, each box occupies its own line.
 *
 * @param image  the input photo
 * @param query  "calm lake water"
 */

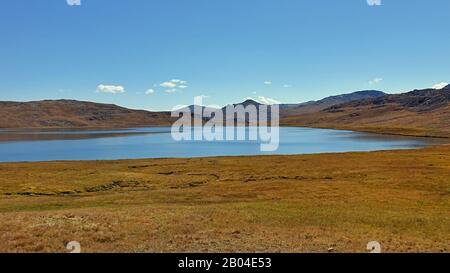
xmin=0 ymin=127 xmax=443 ymax=162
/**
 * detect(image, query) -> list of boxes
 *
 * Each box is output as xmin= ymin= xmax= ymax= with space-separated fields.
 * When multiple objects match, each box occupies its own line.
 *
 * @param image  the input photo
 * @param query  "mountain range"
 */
xmin=282 ymin=85 xmax=450 ymax=138
xmin=0 ymin=86 xmax=449 ymax=138
xmin=278 ymin=90 xmax=386 ymax=116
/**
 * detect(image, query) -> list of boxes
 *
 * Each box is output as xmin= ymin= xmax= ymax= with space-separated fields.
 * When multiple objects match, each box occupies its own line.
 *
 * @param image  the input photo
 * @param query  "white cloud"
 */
xmin=283 ymin=84 xmax=291 ymax=88
xmin=367 ymin=0 xmax=382 ymax=6
xmin=369 ymin=78 xmax=383 ymax=85
xmin=160 ymin=81 xmax=177 ymax=88
xmin=171 ymin=79 xmax=187 ymax=84
xmin=245 ymin=96 xmax=281 ymax=105
xmin=96 ymin=84 xmax=125 ymax=94
xmin=145 ymin=89 xmax=155 ymax=95
xmin=164 ymin=89 xmax=177 ymax=94
xmin=264 ymin=81 xmax=272 ymax=85
xmin=432 ymin=82 xmax=449 ymax=89
xmin=258 ymin=96 xmax=281 ymax=105
xmin=172 ymin=104 xmax=190 ymax=111
xmin=159 ymin=79 xmax=188 ymax=90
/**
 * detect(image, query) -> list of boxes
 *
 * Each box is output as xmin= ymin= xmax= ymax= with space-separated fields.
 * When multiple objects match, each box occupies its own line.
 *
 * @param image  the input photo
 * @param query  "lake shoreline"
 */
xmin=2 ymin=123 xmax=449 ymax=139
xmin=282 ymin=124 xmax=450 ymax=140
xmin=0 ymin=127 xmax=445 ymax=163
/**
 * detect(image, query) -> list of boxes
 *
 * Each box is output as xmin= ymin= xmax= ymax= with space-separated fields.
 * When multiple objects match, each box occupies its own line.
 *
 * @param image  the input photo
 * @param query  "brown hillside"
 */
xmin=0 ymin=100 xmax=175 ymax=128
xmin=282 ymin=86 xmax=450 ymax=138
xmin=280 ymin=90 xmax=386 ymax=116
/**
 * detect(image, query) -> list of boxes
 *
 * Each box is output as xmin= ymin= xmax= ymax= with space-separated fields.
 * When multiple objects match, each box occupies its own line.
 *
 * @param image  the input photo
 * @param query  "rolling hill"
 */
xmin=282 ymin=85 xmax=450 ymax=138
xmin=0 ymin=100 xmax=175 ymax=128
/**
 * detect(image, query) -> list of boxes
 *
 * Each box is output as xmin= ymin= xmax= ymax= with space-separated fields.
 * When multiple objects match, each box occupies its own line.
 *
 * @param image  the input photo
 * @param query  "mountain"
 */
xmin=327 ymin=85 xmax=450 ymax=112
xmin=279 ymin=90 xmax=386 ymax=116
xmin=0 ymin=100 xmax=174 ymax=128
xmin=180 ymin=100 xmax=265 ymax=124
xmin=173 ymin=93 xmax=386 ymax=119
xmin=0 ymin=90 xmax=401 ymax=129
xmin=1 ymin=87 xmax=449 ymax=138
xmin=231 ymin=99 xmax=263 ymax=108
xmin=176 ymin=105 xmax=221 ymax=120
xmin=282 ymin=86 xmax=450 ymax=138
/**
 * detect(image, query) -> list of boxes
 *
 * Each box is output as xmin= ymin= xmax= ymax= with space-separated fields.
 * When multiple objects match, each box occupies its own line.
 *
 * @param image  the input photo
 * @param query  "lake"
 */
xmin=0 ymin=127 xmax=444 ymax=162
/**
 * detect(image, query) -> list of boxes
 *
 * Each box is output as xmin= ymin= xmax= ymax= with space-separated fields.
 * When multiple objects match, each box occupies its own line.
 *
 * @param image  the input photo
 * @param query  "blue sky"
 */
xmin=0 ymin=0 xmax=449 ymax=110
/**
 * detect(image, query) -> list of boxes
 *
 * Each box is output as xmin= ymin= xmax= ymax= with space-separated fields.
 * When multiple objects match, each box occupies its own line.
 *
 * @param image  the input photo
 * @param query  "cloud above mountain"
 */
xmin=160 ymin=81 xmax=177 ymax=88
xmin=245 ymin=96 xmax=281 ymax=105
xmin=159 ymin=79 xmax=188 ymax=93
xmin=96 ymin=84 xmax=125 ymax=94
xmin=432 ymin=82 xmax=449 ymax=89
xmin=369 ymin=78 xmax=383 ymax=85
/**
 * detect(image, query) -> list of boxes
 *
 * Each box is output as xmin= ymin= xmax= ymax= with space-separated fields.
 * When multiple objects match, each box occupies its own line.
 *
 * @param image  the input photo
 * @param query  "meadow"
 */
xmin=0 ymin=144 xmax=448 ymax=252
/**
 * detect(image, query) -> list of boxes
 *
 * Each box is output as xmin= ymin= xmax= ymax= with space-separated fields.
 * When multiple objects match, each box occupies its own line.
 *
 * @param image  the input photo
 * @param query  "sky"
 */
xmin=0 ymin=0 xmax=449 ymax=111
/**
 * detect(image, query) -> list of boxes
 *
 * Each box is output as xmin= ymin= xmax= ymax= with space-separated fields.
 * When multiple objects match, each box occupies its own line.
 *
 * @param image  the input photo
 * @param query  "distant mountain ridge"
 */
xmin=279 ymin=90 xmax=386 ymax=116
xmin=184 ymin=91 xmax=386 ymax=117
xmin=283 ymin=86 xmax=450 ymax=138
xmin=327 ymin=85 xmax=450 ymax=112
xmin=0 ymin=90 xmax=385 ymax=128
xmin=1 ymin=87 xmax=449 ymax=138
xmin=0 ymin=90 xmax=404 ymax=129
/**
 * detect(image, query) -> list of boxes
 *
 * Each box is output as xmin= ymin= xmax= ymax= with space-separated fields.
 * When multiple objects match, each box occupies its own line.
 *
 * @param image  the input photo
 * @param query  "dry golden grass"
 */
xmin=0 ymin=145 xmax=449 ymax=253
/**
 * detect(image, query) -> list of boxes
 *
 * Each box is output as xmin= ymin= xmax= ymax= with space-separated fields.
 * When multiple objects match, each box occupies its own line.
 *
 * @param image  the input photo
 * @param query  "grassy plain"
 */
xmin=0 ymin=144 xmax=449 ymax=253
